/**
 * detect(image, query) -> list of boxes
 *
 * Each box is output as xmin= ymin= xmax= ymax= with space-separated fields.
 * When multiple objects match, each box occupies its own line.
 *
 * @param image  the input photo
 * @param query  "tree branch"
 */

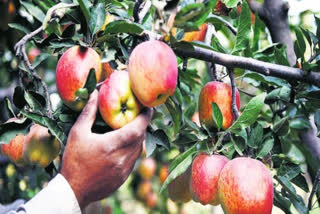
xmin=228 ymin=69 xmax=240 ymax=120
xmin=308 ymin=169 xmax=320 ymax=210
xmin=174 ymin=46 xmax=320 ymax=87
xmin=14 ymin=26 xmax=53 ymax=118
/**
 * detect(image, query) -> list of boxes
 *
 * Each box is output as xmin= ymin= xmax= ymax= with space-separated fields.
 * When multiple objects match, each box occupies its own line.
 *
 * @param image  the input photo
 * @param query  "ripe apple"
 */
xmin=199 ymin=81 xmax=240 ymax=130
xmin=191 ymin=112 xmax=201 ymax=127
xmin=56 ymin=46 xmax=102 ymax=111
xmin=98 ymin=70 xmax=141 ymax=129
xmin=23 ymin=124 xmax=61 ymax=168
xmin=27 ymin=48 xmax=40 ymax=64
xmin=190 ymin=153 xmax=229 ymax=205
xmin=159 ymin=165 xmax=169 ymax=184
xmin=138 ymin=157 xmax=157 ymax=180
xmin=182 ymin=23 xmax=208 ymax=42
xmin=218 ymin=157 xmax=274 ymax=214
xmin=101 ymin=62 xmax=114 ymax=80
xmin=128 ymin=40 xmax=178 ymax=107
xmin=168 ymin=167 xmax=191 ymax=203
xmin=137 ymin=180 xmax=152 ymax=199
xmin=146 ymin=191 xmax=158 ymax=209
xmin=1 ymin=134 xmax=26 ymax=166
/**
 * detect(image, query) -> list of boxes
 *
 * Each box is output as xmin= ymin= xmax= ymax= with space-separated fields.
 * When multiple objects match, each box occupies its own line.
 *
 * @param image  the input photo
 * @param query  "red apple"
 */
xmin=146 ymin=191 xmax=158 ymax=209
xmin=1 ymin=134 xmax=26 ymax=166
xmin=137 ymin=180 xmax=152 ymax=199
xmin=168 ymin=167 xmax=191 ymax=203
xmin=138 ymin=157 xmax=157 ymax=180
xmin=218 ymin=157 xmax=274 ymax=214
xmin=199 ymin=81 xmax=240 ymax=130
xmin=98 ymin=70 xmax=141 ymax=129
xmin=190 ymin=153 xmax=229 ymax=205
xmin=56 ymin=46 xmax=102 ymax=111
xmin=159 ymin=165 xmax=169 ymax=184
xmin=23 ymin=124 xmax=61 ymax=168
xmin=27 ymin=48 xmax=40 ymax=64
xmin=101 ymin=62 xmax=114 ymax=80
xmin=128 ymin=40 xmax=178 ymax=107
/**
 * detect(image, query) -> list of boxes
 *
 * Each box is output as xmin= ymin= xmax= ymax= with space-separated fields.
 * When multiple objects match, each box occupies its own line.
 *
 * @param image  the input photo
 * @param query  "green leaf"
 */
xmin=160 ymin=151 xmax=193 ymax=193
xmin=8 ymin=23 xmax=30 ymax=34
xmin=294 ymin=27 xmax=306 ymax=60
xmin=184 ymin=102 xmax=197 ymax=119
xmin=104 ymin=20 xmax=144 ymax=35
xmin=169 ymin=143 xmax=198 ymax=172
xmin=83 ymin=68 xmax=97 ymax=94
xmin=221 ymin=0 xmax=242 ymax=8
xmin=147 ymin=130 xmax=170 ymax=150
xmin=165 ymin=98 xmax=182 ymax=135
xmin=242 ymin=71 xmax=288 ymax=87
xmin=232 ymin=1 xmax=251 ymax=55
xmin=89 ymin=2 xmax=106 ymax=35
xmin=252 ymin=14 xmax=264 ymax=51
xmin=291 ymin=174 xmax=309 ymax=193
xmin=289 ymin=118 xmax=311 ymax=130
xmin=211 ymin=103 xmax=223 ymax=130
xmin=247 ymin=123 xmax=263 ymax=148
xmin=257 ymin=138 xmax=274 ymax=159
xmin=229 ymin=93 xmax=266 ymax=133
xmin=21 ymin=110 xmax=66 ymax=143
xmin=20 ymin=0 xmax=46 ymax=22
xmin=32 ymin=53 xmax=51 ymax=69
xmin=75 ymin=0 xmax=91 ymax=23
xmin=273 ymin=117 xmax=289 ymax=136
xmin=174 ymin=3 xmax=205 ymax=30
xmin=145 ymin=132 xmax=157 ymax=157
xmin=274 ymin=190 xmax=292 ymax=214
xmin=24 ymin=91 xmax=44 ymax=111
xmin=230 ymin=135 xmax=245 ymax=156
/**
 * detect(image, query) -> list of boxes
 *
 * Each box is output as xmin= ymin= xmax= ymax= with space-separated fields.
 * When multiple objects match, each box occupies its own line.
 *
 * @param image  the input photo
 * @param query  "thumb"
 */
xmin=74 ymin=90 xmax=99 ymax=131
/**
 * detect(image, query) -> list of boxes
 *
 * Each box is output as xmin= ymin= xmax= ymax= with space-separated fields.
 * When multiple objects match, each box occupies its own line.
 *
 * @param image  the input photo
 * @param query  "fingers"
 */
xmin=96 ymin=108 xmax=153 ymax=151
xmin=74 ymin=90 xmax=99 ymax=131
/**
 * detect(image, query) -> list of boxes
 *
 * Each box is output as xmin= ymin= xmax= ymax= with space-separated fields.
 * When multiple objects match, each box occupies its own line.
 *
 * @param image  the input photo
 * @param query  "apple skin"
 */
xmin=199 ymin=81 xmax=240 ymax=130
xmin=159 ymin=165 xmax=169 ymax=184
xmin=23 ymin=124 xmax=61 ymax=168
xmin=137 ymin=180 xmax=152 ymax=200
xmin=1 ymin=134 xmax=26 ymax=166
xmin=56 ymin=46 xmax=102 ymax=111
xmin=138 ymin=157 xmax=157 ymax=180
xmin=218 ymin=157 xmax=274 ymax=214
xmin=27 ymin=48 xmax=40 ymax=64
xmin=98 ymin=70 xmax=141 ymax=129
xmin=168 ymin=167 xmax=192 ymax=203
xmin=190 ymin=153 xmax=229 ymax=205
xmin=101 ymin=62 xmax=114 ymax=80
xmin=146 ymin=191 xmax=158 ymax=209
xmin=182 ymin=23 xmax=208 ymax=42
xmin=128 ymin=40 xmax=178 ymax=107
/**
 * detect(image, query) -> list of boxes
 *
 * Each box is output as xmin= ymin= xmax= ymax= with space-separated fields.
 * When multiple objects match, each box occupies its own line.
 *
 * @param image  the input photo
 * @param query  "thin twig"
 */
xmin=308 ymin=169 xmax=320 ymax=210
xmin=229 ymin=68 xmax=240 ymax=120
xmin=238 ymin=88 xmax=255 ymax=97
xmin=14 ymin=26 xmax=54 ymax=118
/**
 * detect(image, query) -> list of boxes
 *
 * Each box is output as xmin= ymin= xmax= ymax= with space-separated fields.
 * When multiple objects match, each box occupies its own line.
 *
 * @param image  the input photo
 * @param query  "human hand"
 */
xmin=61 ymin=90 xmax=153 ymax=209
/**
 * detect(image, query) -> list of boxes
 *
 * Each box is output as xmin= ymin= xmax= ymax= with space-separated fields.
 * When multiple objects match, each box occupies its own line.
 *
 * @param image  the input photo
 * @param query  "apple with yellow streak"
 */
xmin=98 ymin=70 xmax=141 ymax=129
xmin=1 ymin=134 xmax=26 ymax=166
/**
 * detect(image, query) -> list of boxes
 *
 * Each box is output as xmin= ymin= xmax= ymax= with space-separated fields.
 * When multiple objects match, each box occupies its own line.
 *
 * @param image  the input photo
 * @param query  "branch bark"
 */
xmin=174 ymin=46 xmax=320 ymax=87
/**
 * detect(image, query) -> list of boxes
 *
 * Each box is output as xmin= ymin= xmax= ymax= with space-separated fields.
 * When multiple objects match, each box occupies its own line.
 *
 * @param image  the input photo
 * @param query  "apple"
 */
xmin=101 ymin=62 xmax=114 ymax=80
xmin=182 ymin=23 xmax=208 ymax=42
xmin=98 ymin=70 xmax=141 ymax=129
xmin=137 ymin=180 xmax=152 ymax=199
xmin=190 ymin=153 xmax=229 ymax=205
xmin=159 ymin=165 xmax=169 ymax=184
xmin=23 ymin=124 xmax=61 ymax=168
xmin=191 ymin=112 xmax=201 ymax=127
xmin=56 ymin=45 xmax=102 ymax=111
xmin=146 ymin=192 xmax=158 ymax=209
xmin=28 ymin=48 xmax=40 ymax=64
xmin=128 ymin=40 xmax=178 ymax=107
xmin=218 ymin=157 xmax=274 ymax=214
xmin=168 ymin=167 xmax=191 ymax=203
xmin=1 ymin=134 xmax=26 ymax=166
xmin=199 ymin=81 xmax=240 ymax=130
xmin=138 ymin=157 xmax=157 ymax=180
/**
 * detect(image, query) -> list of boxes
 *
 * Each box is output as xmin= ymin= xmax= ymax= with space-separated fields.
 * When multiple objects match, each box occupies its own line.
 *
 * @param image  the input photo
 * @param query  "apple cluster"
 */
xmin=55 ymin=40 xmax=178 ymax=129
xmin=1 ymin=124 xmax=60 ymax=168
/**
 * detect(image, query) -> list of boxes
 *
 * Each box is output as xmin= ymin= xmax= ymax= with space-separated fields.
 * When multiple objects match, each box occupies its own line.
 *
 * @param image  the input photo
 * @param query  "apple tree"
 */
xmin=0 ymin=0 xmax=320 ymax=213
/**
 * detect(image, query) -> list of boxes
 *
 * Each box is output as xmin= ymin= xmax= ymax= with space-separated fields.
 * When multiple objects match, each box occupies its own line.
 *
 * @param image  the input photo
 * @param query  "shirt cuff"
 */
xmin=23 ymin=173 xmax=81 ymax=214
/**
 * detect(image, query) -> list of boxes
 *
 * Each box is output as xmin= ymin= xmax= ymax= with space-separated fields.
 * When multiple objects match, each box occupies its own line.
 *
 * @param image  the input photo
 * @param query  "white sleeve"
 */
xmin=8 ymin=173 xmax=82 ymax=214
